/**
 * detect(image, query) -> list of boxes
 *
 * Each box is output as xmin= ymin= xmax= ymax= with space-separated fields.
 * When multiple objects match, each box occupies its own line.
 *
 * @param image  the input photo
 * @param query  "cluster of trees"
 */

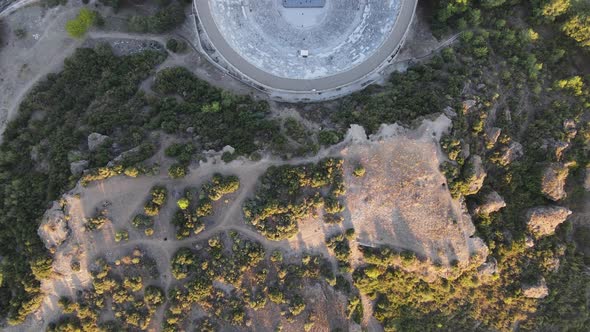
xmin=0 ymin=45 xmax=166 ymax=324
xmin=395 ymin=0 xmax=590 ymax=329
xmin=48 ymin=249 xmax=165 ymax=331
xmin=128 ymin=3 xmax=185 ymax=34
xmin=85 ymin=210 xmax=110 ymax=231
xmin=326 ymin=231 xmax=354 ymax=273
xmin=166 ymin=38 xmax=188 ymax=53
xmin=166 ymin=232 xmax=265 ymax=329
xmin=65 ymin=8 xmax=99 ymax=38
xmin=152 ymin=67 xmax=282 ymax=156
xmin=144 ymin=185 xmax=167 ymax=217
xmin=172 ymin=174 xmax=239 ymax=239
xmin=243 ymin=158 xmax=346 ymax=240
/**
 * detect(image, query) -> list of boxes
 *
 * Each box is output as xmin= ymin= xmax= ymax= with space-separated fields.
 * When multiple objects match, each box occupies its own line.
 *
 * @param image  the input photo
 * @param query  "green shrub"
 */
xmin=66 ymin=8 xmax=97 ymax=38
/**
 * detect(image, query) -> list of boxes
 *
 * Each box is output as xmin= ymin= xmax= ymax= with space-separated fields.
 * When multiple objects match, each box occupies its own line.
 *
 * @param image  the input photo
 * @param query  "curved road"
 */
xmin=194 ymin=0 xmax=418 ymax=92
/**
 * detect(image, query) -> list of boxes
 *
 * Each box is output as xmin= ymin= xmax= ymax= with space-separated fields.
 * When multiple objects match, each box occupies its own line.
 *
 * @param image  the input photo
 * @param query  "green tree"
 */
xmin=563 ymin=14 xmax=590 ymax=47
xmin=65 ymin=8 xmax=97 ymax=38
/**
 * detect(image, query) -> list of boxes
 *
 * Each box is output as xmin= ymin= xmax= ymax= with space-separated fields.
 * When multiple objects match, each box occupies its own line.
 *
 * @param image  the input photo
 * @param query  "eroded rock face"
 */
xmin=88 ymin=132 xmax=109 ymax=151
xmin=107 ymin=146 xmax=141 ymax=167
xmin=526 ymin=206 xmax=572 ymax=238
xmin=522 ymin=277 xmax=549 ymax=299
xmin=541 ymin=163 xmax=569 ymax=201
xmin=498 ymin=141 xmax=523 ymax=165
xmin=563 ymin=119 xmax=577 ymax=138
xmin=464 ymin=155 xmax=486 ymax=196
xmin=37 ymin=202 xmax=69 ymax=252
xmin=477 ymin=257 xmax=498 ymax=277
xmin=485 ymin=127 xmax=501 ymax=147
xmin=462 ymin=99 xmax=477 ymax=113
xmin=70 ymin=160 xmax=89 ymax=176
xmin=475 ymin=190 xmax=506 ymax=215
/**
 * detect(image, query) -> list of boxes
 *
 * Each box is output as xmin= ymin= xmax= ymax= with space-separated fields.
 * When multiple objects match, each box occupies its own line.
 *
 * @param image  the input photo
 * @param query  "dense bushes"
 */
xmin=65 ymin=8 xmax=97 ymax=38
xmin=0 ymin=45 xmax=166 ymax=324
xmin=171 ymin=174 xmax=239 ymax=239
xmin=243 ymin=158 xmax=345 ymax=240
xmin=152 ymin=67 xmax=282 ymax=155
xmin=128 ymin=3 xmax=185 ymax=33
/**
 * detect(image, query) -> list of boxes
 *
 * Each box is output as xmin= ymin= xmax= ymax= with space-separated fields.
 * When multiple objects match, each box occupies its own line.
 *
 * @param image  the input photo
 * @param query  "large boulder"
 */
xmin=107 ymin=146 xmax=142 ymax=167
xmin=37 ymin=202 xmax=69 ymax=252
xmin=485 ymin=127 xmax=501 ymax=147
xmin=475 ymin=190 xmax=506 ymax=215
xmin=563 ymin=119 xmax=577 ymax=139
xmin=526 ymin=206 xmax=572 ymax=238
xmin=477 ymin=257 xmax=498 ymax=277
xmin=70 ymin=160 xmax=89 ymax=176
xmin=498 ymin=141 xmax=523 ymax=166
xmin=88 ymin=132 xmax=109 ymax=151
xmin=462 ymin=99 xmax=477 ymax=114
xmin=541 ymin=163 xmax=569 ymax=201
xmin=522 ymin=277 xmax=549 ymax=299
xmin=463 ymin=155 xmax=487 ymax=196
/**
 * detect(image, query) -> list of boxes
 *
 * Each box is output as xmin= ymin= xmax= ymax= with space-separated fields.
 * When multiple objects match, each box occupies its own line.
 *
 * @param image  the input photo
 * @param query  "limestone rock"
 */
xmin=498 ymin=141 xmax=523 ymax=165
xmin=477 ymin=257 xmax=497 ymax=277
xmin=485 ymin=127 xmax=501 ymax=147
xmin=541 ymin=163 xmax=569 ymax=201
xmin=522 ymin=277 xmax=549 ymax=299
xmin=88 ymin=133 xmax=109 ymax=151
xmin=443 ymin=106 xmax=457 ymax=118
xmin=38 ymin=202 xmax=69 ymax=252
xmin=525 ymin=236 xmax=535 ymax=248
xmin=107 ymin=146 xmax=142 ymax=167
xmin=462 ymin=99 xmax=477 ymax=114
xmin=463 ymin=155 xmax=486 ymax=196
xmin=554 ymin=141 xmax=569 ymax=161
xmin=70 ymin=160 xmax=89 ymax=176
xmin=563 ymin=119 xmax=577 ymax=138
xmin=526 ymin=206 xmax=572 ymax=238
xmin=475 ymin=190 xmax=506 ymax=215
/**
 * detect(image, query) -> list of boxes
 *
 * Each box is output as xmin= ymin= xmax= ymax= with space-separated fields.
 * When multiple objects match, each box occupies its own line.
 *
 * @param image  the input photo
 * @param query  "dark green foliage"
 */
xmin=243 ymin=158 xmax=344 ymax=240
xmin=168 ymin=163 xmax=187 ymax=179
xmin=0 ymin=45 xmax=165 ymax=324
xmin=166 ymin=38 xmax=188 ymax=53
xmin=128 ymin=3 xmax=185 ymax=34
xmin=131 ymin=214 xmax=153 ymax=228
xmin=152 ymin=67 xmax=281 ymax=155
xmin=333 ymin=64 xmax=465 ymax=134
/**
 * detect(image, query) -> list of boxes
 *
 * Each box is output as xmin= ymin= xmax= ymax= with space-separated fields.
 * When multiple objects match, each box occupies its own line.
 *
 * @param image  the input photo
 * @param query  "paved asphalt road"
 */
xmin=194 ymin=0 xmax=418 ymax=92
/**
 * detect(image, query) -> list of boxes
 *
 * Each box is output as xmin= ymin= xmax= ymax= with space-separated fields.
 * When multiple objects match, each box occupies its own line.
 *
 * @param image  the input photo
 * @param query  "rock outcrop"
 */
xmin=541 ymin=163 xmax=569 ymax=201
xmin=88 ymin=132 xmax=109 ymax=151
xmin=485 ymin=127 xmax=501 ymax=147
xmin=498 ymin=141 xmax=523 ymax=165
xmin=37 ymin=202 xmax=69 ymax=252
xmin=585 ymin=166 xmax=590 ymax=192
xmin=522 ymin=277 xmax=549 ymax=299
xmin=462 ymin=99 xmax=477 ymax=114
xmin=70 ymin=160 xmax=89 ymax=176
xmin=526 ymin=206 xmax=572 ymax=238
xmin=463 ymin=155 xmax=486 ymax=196
xmin=475 ymin=190 xmax=506 ymax=215
xmin=477 ymin=257 xmax=498 ymax=277
xmin=563 ymin=119 xmax=577 ymax=138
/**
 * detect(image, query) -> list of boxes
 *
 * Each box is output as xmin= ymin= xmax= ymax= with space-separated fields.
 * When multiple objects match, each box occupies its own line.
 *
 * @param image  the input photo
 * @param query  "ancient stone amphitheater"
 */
xmin=193 ymin=0 xmax=417 ymax=101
